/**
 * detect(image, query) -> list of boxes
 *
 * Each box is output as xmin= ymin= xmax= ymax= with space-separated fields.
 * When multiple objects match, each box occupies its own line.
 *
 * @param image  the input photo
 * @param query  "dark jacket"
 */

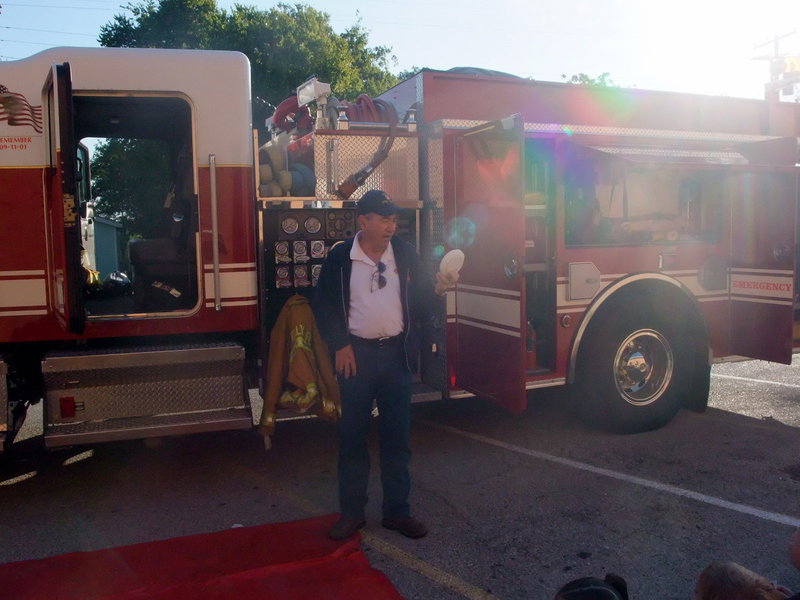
xmin=312 ymin=235 xmax=440 ymax=373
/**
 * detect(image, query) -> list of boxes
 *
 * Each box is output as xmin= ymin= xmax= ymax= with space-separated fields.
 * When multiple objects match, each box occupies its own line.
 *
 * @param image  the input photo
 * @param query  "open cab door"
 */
xmin=43 ymin=62 xmax=85 ymax=335
xmin=728 ymin=137 xmax=798 ymax=363
xmin=452 ymin=115 xmax=527 ymax=412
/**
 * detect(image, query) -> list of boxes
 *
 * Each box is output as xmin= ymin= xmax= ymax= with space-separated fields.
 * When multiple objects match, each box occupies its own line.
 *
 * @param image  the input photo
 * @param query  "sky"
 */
xmin=1 ymin=0 xmax=799 ymax=100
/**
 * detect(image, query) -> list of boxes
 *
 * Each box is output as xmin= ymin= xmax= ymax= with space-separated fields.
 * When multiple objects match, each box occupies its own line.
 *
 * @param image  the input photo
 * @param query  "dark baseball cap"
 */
xmin=357 ymin=190 xmax=399 ymax=216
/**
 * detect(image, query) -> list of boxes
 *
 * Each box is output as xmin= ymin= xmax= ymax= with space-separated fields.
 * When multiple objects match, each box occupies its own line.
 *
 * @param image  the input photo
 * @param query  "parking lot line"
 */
xmin=363 ymin=532 xmax=501 ymax=600
xmin=259 ymin=479 xmax=500 ymax=599
xmin=712 ymin=373 xmax=800 ymax=389
xmin=421 ymin=421 xmax=800 ymax=529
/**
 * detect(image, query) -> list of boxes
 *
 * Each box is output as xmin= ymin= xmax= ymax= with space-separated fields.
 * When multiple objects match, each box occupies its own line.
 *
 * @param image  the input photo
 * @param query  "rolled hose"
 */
xmin=335 ymin=97 xmax=398 ymax=199
xmin=339 ymin=94 xmax=382 ymax=123
xmin=271 ymin=96 xmax=312 ymax=133
xmin=269 ymin=93 xmax=399 ymax=198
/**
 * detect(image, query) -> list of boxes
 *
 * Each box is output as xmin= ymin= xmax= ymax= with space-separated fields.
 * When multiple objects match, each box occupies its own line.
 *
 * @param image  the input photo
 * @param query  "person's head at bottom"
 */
xmin=554 ymin=574 xmax=628 ymax=600
xmin=694 ymin=561 xmax=786 ymax=600
xmin=790 ymin=528 xmax=800 ymax=571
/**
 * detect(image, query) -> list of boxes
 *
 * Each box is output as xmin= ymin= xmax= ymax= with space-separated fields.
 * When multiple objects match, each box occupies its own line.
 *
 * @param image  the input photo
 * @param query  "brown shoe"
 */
xmin=381 ymin=516 xmax=427 ymax=539
xmin=329 ymin=516 xmax=366 ymax=540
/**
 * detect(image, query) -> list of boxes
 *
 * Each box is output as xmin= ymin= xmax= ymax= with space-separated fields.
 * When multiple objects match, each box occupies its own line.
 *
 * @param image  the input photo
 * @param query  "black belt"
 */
xmin=350 ymin=334 xmax=403 ymax=347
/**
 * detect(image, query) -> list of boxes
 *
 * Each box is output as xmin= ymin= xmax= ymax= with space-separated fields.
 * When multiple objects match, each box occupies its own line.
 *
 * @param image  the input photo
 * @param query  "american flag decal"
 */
xmin=0 ymin=84 xmax=43 ymax=134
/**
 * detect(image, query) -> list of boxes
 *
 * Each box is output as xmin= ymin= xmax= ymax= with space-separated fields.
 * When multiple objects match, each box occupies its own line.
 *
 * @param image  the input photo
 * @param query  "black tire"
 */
xmin=685 ymin=355 xmax=710 ymax=413
xmin=577 ymin=308 xmax=691 ymax=433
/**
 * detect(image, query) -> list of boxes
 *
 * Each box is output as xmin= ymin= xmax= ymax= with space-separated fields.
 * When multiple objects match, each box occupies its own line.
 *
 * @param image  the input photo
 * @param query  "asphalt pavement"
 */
xmin=1 ymin=359 xmax=798 ymax=600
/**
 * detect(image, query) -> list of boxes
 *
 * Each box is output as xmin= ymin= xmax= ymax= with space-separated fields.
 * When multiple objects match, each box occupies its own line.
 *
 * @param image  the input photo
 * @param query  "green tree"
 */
xmin=99 ymin=1 xmax=399 ymax=105
xmin=560 ymin=72 xmax=617 ymax=87
xmin=92 ymin=0 xmax=400 ymax=232
xmin=91 ymin=138 xmax=172 ymax=241
xmin=99 ymin=0 xmax=222 ymax=49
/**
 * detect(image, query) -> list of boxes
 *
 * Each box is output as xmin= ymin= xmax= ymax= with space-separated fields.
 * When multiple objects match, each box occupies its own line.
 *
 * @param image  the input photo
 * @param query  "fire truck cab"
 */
xmin=1 ymin=48 xmax=799 ymax=452
xmin=1 ymin=48 xmax=258 ymax=449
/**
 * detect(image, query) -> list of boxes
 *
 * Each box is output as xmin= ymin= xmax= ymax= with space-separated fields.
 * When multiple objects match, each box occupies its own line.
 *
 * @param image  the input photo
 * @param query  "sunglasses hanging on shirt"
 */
xmin=371 ymin=261 xmax=387 ymax=292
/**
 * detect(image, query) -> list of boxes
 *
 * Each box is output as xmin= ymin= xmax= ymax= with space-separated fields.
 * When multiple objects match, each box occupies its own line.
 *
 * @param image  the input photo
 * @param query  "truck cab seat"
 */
xmin=128 ymin=237 xmax=193 ymax=311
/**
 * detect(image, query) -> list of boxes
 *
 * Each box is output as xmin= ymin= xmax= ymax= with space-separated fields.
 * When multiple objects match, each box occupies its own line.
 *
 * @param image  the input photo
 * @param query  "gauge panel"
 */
xmin=273 ymin=210 xmax=354 ymax=241
xmin=304 ymin=216 xmax=322 ymax=234
xmin=265 ymin=208 xmax=357 ymax=296
xmin=280 ymin=216 xmax=299 ymax=235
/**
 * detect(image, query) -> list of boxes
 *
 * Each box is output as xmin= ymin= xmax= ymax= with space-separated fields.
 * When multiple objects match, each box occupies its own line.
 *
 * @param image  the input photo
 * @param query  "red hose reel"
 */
xmin=270 ymin=92 xmax=399 ymax=199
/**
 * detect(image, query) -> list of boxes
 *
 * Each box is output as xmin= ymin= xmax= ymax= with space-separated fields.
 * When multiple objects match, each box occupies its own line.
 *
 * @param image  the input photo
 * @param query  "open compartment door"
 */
xmin=452 ymin=115 xmax=527 ymax=412
xmin=729 ymin=167 xmax=797 ymax=364
xmin=43 ymin=62 xmax=85 ymax=334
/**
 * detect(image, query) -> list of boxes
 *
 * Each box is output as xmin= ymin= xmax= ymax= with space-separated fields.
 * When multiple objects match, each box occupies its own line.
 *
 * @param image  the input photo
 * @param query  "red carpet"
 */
xmin=0 ymin=514 xmax=403 ymax=600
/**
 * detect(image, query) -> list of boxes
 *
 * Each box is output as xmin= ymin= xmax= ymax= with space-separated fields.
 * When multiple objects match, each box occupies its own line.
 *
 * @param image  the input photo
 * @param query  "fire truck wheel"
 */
xmin=577 ymin=310 xmax=690 ymax=433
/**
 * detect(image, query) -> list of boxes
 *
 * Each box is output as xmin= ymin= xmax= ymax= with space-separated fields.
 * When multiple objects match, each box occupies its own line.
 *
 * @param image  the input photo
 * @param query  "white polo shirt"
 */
xmin=348 ymin=232 xmax=404 ymax=339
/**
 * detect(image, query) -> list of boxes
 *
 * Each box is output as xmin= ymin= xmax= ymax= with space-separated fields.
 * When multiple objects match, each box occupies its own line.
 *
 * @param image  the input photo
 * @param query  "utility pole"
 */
xmin=754 ymin=31 xmax=799 ymax=102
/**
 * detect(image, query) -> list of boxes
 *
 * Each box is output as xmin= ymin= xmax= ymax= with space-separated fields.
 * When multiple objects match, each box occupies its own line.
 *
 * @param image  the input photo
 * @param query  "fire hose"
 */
xmin=333 ymin=96 xmax=398 ymax=199
xmin=269 ymin=93 xmax=399 ymax=199
xmin=271 ymin=96 xmax=313 ymax=134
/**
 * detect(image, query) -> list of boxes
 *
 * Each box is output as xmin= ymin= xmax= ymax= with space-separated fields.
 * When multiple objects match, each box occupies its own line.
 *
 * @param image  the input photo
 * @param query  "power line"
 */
xmin=9 ymin=0 xmax=124 ymax=3
xmin=0 ymin=38 xmax=67 ymax=45
xmin=0 ymin=25 xmax=95 ymax=37
xmin=1 ymin=2 xmax=122 ymax=10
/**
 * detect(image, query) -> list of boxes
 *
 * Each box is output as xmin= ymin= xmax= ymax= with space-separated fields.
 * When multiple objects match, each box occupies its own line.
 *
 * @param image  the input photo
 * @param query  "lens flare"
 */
xmin=447 ymin=217 xmax=476 ymax=248
xmin=463 ymin=203 xmax=490 ymax=230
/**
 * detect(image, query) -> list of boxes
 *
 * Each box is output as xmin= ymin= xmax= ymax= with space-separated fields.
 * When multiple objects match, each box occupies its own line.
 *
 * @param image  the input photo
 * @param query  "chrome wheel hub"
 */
xmin=613 ymin=329 xmax=674 ymax=406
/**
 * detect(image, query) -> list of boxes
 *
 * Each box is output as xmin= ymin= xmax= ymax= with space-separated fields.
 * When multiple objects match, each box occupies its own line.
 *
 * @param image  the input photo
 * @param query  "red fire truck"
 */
xmin=1 ymin=47 xmax=799 ymax=451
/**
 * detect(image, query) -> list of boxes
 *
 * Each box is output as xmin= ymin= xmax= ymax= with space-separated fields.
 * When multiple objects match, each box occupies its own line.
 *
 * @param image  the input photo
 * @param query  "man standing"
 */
xmin=313 ymin=190 xmax=457 ymax=540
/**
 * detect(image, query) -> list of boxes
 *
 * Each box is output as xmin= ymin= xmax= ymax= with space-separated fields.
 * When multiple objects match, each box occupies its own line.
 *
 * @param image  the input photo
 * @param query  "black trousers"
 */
xmin=336 ymin=337 xmax=412 ymax=520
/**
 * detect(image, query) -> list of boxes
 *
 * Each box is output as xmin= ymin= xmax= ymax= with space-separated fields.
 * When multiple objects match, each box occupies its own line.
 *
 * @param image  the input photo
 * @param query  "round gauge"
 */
xmin=310 ymin=240 xmax=325 ymax=255
xmin=304 ymin=216 xmax=322 ymax=234
xmin=281 ymin=216 xmax=299 ymax=234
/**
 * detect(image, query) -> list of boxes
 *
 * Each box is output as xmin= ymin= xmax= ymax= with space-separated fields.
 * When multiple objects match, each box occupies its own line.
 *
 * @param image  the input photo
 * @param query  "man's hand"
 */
xmin=435 ymin=271 xmax=459 ymax=296
xmin=335 ymin=344 xmax=357 ymax=379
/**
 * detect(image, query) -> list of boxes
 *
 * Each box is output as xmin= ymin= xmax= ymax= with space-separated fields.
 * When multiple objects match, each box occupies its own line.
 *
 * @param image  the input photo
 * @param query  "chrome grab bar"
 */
xmin=209 ymin=154 xmax=222 ymax=311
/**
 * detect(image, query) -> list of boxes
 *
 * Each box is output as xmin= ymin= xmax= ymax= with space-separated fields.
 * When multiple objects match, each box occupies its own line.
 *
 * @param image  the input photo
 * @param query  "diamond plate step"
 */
xmin=44 ymin=407 xmax=253 ymax=447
